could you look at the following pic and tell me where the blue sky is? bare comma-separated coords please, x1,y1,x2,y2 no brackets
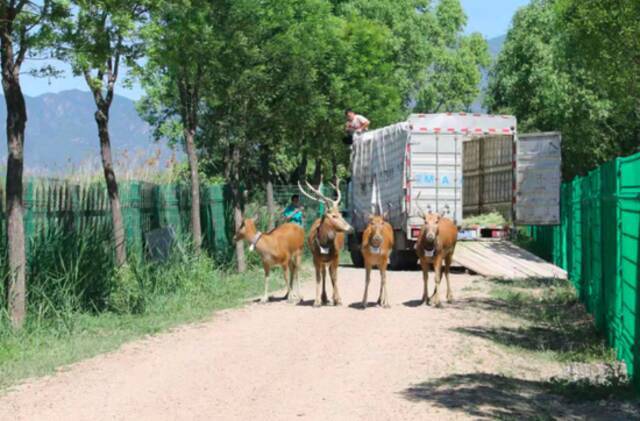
21,0,531,101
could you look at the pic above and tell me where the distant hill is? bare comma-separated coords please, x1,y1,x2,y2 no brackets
0,89,177,173
470,34,506,113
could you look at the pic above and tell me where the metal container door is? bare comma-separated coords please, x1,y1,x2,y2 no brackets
514,132,562,225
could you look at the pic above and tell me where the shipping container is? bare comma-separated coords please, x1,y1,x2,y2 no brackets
348,113,561,269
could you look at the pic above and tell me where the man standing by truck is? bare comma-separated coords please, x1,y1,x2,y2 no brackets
343,109,370,145
283,194,304,226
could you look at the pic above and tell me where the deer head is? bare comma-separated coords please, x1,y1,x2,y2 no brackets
298,178,353,234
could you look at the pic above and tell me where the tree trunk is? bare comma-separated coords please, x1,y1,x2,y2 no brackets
231,145,246,272
95,107,127,267
293,151,308,183
184,128,202,250
312,158,322,185
234,204,246,273
2,77,26,329
266,179,275,231
332,155,339,186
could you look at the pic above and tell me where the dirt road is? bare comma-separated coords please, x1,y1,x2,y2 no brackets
0,266,637,420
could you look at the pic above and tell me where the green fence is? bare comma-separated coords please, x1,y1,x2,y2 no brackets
0,180,343,265
0,179,232,261
526,152,640,388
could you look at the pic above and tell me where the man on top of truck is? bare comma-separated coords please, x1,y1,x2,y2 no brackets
343,109,370,145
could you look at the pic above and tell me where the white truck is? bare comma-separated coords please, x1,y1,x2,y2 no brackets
347,113,562,269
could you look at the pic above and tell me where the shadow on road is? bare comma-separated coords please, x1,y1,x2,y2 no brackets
401,372,638,420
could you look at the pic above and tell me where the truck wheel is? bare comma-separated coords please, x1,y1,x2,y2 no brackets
389,251,418,270
350,249,365,268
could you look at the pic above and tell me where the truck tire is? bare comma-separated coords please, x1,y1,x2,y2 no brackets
389,251,418,271
350,249,365,268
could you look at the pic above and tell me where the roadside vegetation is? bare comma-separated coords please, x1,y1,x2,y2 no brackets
459,277,636,402
0,226,287,390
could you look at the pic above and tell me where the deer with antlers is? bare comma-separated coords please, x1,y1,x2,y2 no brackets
414,200,458,307
234,218,305,304
298,179,353,307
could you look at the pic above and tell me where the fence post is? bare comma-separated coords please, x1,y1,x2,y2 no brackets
120,181,143,257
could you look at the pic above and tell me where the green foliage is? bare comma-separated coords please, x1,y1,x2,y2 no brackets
0,240,285,389
486,0,640,180
58,0,147,93
139,0,489,190
461,212,506,228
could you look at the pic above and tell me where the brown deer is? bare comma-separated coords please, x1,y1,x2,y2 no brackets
234,218,305,304
415,210,458,307
360,212,394,309
298,179,353,307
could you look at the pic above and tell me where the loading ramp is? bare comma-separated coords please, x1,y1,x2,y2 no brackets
452,239,567,279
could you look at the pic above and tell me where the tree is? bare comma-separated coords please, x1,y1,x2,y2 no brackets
138,0,219,251
486,0,637,179
59,0,148,266
0,0,67,328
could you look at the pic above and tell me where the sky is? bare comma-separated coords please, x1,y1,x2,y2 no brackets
20,0,531,101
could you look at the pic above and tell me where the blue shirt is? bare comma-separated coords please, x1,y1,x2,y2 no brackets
283,205,303,226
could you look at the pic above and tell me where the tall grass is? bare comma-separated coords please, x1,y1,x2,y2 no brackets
0,218,283,390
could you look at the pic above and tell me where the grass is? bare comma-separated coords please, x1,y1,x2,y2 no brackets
0,219,298,392
483,277,616,363
0,262,286,391
450,277,639,406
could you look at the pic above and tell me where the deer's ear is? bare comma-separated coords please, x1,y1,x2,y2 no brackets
382,211,390,221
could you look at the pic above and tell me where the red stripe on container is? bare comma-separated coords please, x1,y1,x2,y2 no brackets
447,128,455,132
434,128,441,133
419,127,428,132
488,128,496,133
474,128,483,133
502,128,511,133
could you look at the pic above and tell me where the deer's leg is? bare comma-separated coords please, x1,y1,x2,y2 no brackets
321,264,329,305
293,252,303,302
330,260,342,306
420,259,430,305
281,262,291,300
283,264,296,304
379,259,390,308
314,263,323,307
362,264,372,309
430,255,443,307
445,254,453,303
261,263,271,303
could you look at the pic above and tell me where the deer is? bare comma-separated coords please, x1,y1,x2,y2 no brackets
298,179,353,307
234,218,305,304
415,203,458,307
360,211,394,309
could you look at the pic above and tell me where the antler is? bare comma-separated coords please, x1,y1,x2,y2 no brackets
329,178,341,207
440,204,451,217
298,177,343,208
414,192,432,218
298,181,325,204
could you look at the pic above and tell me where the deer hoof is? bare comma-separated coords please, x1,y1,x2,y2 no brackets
447,295,453,303
361,301,368,309
259,296,269,304
334,299,343,306
313,300,322,308
383,302,391,309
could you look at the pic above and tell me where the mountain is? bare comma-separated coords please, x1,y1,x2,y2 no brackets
0,89,177,173
470,34,506,113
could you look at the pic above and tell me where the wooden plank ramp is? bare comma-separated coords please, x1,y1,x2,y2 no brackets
452,239,567,279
